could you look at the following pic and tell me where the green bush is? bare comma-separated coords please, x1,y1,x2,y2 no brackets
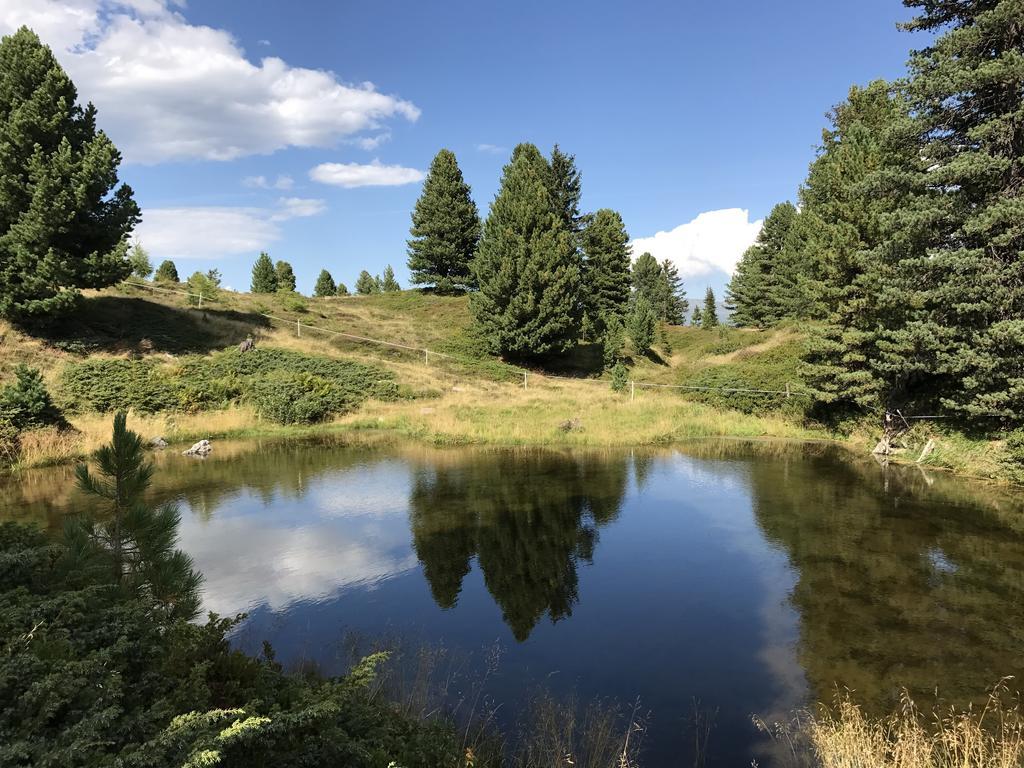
58,348,396,423
1003,430,1024,483
0,365,64,429
610,362,629,393
59,359,179,414
682,340,808,416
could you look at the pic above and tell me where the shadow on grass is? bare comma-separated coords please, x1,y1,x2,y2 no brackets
23,296,271,355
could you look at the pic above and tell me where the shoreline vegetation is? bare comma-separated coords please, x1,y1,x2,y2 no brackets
0,287,1017,486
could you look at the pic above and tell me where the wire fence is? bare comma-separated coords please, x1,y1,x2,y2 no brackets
121,279,810,401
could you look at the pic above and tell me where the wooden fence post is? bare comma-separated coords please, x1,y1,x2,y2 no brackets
523,372,528,390
630,380,635,401
197,292,203,309
296,319,301,337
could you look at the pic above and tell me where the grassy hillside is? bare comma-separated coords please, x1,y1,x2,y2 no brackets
0,282,1016,484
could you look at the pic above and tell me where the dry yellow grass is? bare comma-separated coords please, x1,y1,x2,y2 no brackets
337,375,822,447
802,688,1024,768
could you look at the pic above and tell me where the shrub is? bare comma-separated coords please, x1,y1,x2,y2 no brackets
0,418,19,465
60,359,183,414
278,291,308,313
610,362,629,393
1004,430,1024,483
0,365,64,429
248,372,338,424
682,341,807,416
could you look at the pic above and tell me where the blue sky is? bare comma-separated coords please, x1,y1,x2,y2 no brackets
3,0,920,298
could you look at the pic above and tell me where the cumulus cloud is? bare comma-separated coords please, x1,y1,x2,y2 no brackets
0,0,420,163
135,197,325,259
476,143,507,154
242,174,294,190
630,208,763,279
309,159,425,188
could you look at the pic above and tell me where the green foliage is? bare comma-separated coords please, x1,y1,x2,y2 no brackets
601,315,626,369
659,323,673,356
626,295,657,355
336,282,350,297
660,259,688,325
72,411,202,619
0,364,63,430
185,271,219,306
685,338,807,416
582,209,632,338
701,287,719,329
277,291,307,313
380,265,401,292
128,243,153,279
471,143,582,359
250,252,278,294
610,361,629,393
1003,430,1024,483
355,270,380,295
154,260,179,283
274,260,297,293
0,417,18,465
726,202,807,327
313,269,336,297
691,305,702,327
58,347,396,422
547,144,587,237
0,27,140,323
407,148,481,292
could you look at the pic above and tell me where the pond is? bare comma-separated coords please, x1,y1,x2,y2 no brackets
3,437,1024,766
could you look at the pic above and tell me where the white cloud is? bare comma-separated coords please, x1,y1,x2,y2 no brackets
135,197,325,259
476,143,507,154
242,174,294,190
0,0,420,163
309,159,425,188
630,208,763,279
272,196,326,220
351,132,391,151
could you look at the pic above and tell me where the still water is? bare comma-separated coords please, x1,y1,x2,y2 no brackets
3,438,1024,766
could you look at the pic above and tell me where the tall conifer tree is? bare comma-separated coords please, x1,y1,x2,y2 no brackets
725,202,801,327
0,27,140,322
702,287,719,329
314,269,336,297
471,143,582,358
250,252,278,293
660,259,688,325
581,208,632,337
407,149,481,293
275,260,297,293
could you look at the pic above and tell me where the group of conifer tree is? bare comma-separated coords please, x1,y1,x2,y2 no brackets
248,251,400,298
724,0,1023,426
407,145,688,363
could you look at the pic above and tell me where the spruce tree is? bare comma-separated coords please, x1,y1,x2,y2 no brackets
314,269,336,297
702,287,719,329
897,0,1024,423
800,82,926,410
381,265,400,292
336,283,350,297
250,252,277,293
356,270,379,295
632,252,667,313
725,202,801,327
154,260,179,283
471,143,582,358
660,259,688,325
0,27,140,323
582,208,632,337
627,296,657,355
548,145,586,237
274,260,296,293
691,305,702,327
407,149,481,293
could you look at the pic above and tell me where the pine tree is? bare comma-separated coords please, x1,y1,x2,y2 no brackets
128,244,152,279
691,305,702,327
274,260,296,293
582,209,632,337
381,265,401,292
154,260,179,283
725,202,801,327
660,259,688,325
800,82,926,410
0,28,140,323
548,145,586,237
896,0,1024,423
627,295,657,355
702,287,719,329
185,271,218,307
356,270,379,295
407,149,481,293
314,269,336,297
632,252,668,314
602,315,626,369
336,283,350,297
470,143,582,358
250,252,277,293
